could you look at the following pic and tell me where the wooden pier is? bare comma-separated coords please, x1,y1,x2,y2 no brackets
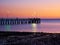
0,18,40,25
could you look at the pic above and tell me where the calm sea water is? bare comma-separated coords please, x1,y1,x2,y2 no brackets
0,19,60,33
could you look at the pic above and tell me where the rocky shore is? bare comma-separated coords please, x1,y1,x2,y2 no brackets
0,31,60,45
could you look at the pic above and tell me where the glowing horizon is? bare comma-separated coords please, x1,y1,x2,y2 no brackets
0,0,60,19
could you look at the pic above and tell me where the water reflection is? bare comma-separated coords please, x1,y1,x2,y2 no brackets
5,25,11,31
32,23,37,32
1,20,60,33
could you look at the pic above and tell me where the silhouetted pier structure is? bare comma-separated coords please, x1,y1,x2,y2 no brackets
0,18,40,25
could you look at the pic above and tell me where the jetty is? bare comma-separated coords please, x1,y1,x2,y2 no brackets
0,18,40,25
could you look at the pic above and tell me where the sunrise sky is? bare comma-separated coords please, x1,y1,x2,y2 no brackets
0,0,60,19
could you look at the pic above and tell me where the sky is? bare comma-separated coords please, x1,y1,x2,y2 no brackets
0,0,60,19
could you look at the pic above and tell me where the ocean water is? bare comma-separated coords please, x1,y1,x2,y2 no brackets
0,19,60,33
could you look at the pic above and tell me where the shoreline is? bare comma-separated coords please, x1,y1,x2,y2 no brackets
0,31,60,36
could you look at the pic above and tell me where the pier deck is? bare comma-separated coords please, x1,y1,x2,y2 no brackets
0,18,40,25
